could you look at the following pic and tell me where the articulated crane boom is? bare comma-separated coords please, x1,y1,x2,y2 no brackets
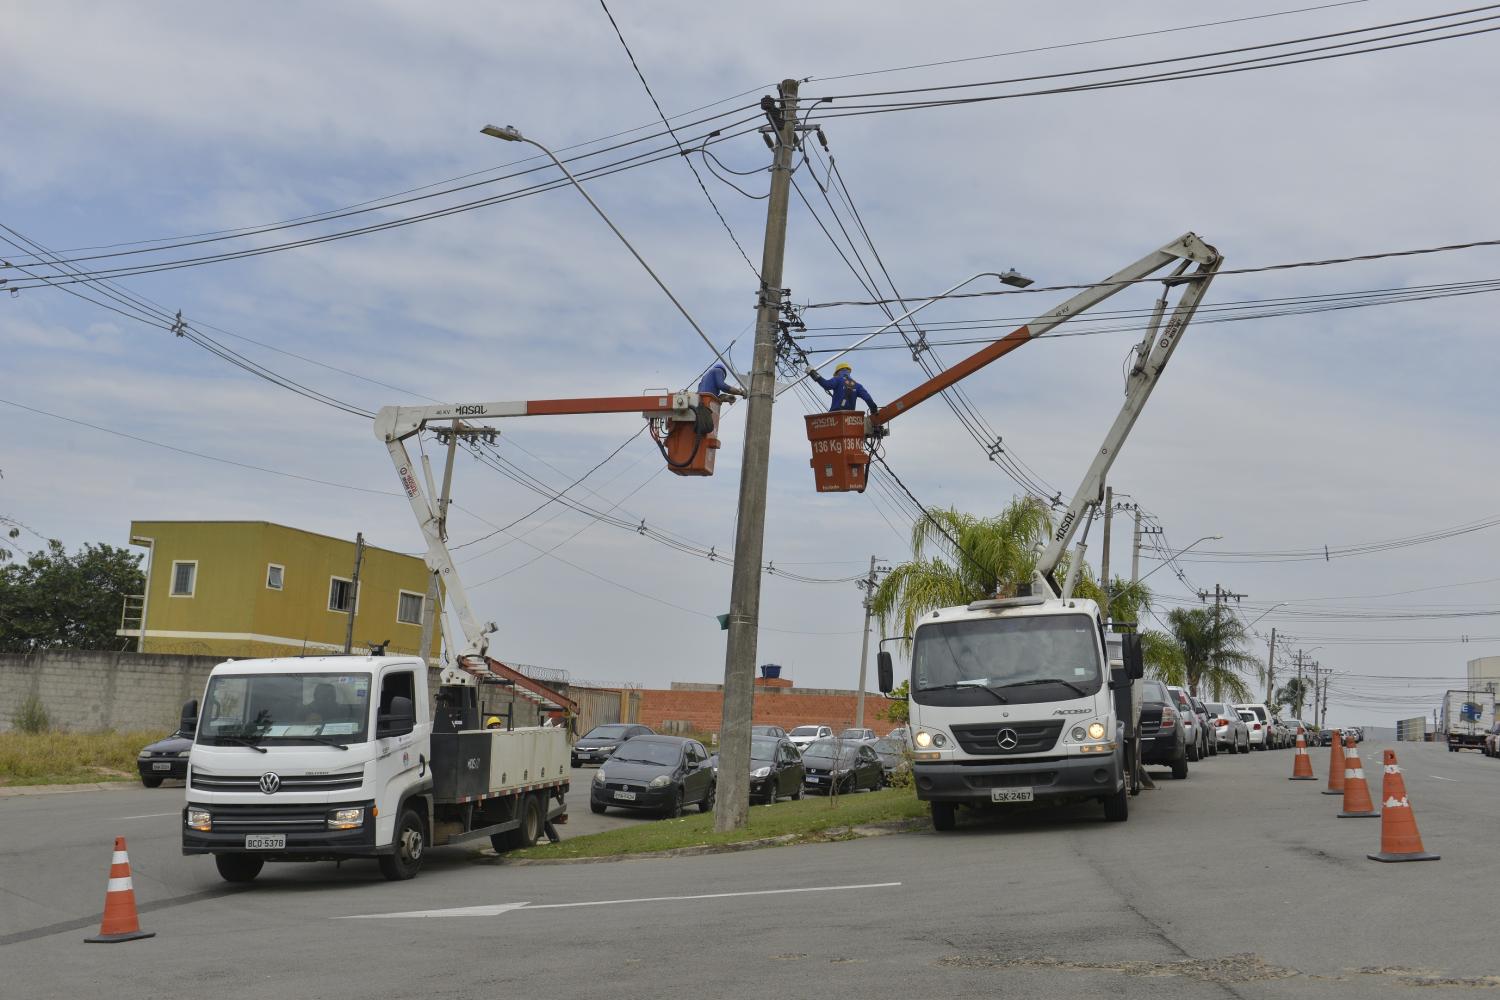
1030,233,1222,600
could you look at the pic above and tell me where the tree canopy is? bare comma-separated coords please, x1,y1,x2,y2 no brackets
0,540,144,653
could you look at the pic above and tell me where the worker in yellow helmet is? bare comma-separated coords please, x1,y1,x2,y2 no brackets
484,715,503,730
807,361,879,415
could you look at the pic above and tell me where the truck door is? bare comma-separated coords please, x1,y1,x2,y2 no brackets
374,668,422,799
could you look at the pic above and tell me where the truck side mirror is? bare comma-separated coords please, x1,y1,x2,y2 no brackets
1121,633,1145,680
877,651,894,694
180,699,199,737
377,695,416,738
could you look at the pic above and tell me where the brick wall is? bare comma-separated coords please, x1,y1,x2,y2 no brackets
637,677,899,739
0,651,221,732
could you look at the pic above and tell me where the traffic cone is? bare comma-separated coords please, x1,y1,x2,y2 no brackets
1321,728,1345,795
1337,733,1379,819
1289,726,1316,780
85,837,155,943
1368,749,1440,863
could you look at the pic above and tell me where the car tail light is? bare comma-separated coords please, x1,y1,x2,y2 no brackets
1252,723,1262,730
1215,718,1228,726
1160,707,1176,727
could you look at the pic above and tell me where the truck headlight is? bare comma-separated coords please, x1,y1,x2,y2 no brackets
915,730,931,748
327,807,365,830
751,766,770,778
1087,722,1107,741
1070,725,1087,741
186,808,212,831
649,775,672,788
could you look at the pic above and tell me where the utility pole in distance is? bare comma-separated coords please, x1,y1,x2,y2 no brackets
343,532,366,654
716,79,800,834
1100,486,1113,619
1265,626,1277,707
854,555,890,730
1133,520,1162,585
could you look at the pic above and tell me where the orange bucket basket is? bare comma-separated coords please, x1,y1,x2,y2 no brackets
805,412,869,493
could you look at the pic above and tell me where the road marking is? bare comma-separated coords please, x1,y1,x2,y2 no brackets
342,881,902,920
114,812,180,820
1428,775,1458,782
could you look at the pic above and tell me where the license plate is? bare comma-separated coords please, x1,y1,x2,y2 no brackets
614,790,636,801
808,776,822,783
245,834,285,850
151,762,172,771
991,788,1034,803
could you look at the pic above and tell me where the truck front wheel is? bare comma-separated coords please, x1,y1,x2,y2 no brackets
215,853,264,883
379,807,426,881
931,802,957,832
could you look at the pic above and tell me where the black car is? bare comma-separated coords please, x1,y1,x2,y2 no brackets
1138,679,1188,779
590,736,716,817
870,737,910,780
571,724,654,768
800,739,885,795
749,736,805,804
136,730,192,787
750,725,787,738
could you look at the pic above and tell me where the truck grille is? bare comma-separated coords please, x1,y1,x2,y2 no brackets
963,769,1060,789
949,721,1063,756
191,770,364,792
200,803,334,828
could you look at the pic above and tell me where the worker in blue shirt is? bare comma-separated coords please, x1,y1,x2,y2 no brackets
697,361,746,404
807,362,879,415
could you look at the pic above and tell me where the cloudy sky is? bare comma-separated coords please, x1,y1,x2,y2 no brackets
4,1,1498,726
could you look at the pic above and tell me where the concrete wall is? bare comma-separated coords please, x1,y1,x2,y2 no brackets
0,650,221,732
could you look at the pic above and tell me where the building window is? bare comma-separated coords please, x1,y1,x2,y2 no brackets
329,576,355,613
397,590,424,626
170,560,197,597
266,564,284,591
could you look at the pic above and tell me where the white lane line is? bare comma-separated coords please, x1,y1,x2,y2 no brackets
114,812,181,820
342,881,902,920
1428,775,1459,782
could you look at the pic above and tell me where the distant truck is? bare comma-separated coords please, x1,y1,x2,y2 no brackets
182,654,569,882
1441,689,1495,752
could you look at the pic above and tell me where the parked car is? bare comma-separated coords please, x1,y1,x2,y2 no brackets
837,728,879,744
870,736,911,781
1140,679,1189,779
1235,703,1274,750
1318,728,1335,746
751,725,787,739
883,726,913,748
1190,697,1218,757
787,724,833,750
800,739,885,794
590,735,715,817
572,723,654,768
136,730,192,786
1167,686,1208,762
1285,719,1314,745
1204,701,1249,753
748,736,805,804
1268,717,1291,749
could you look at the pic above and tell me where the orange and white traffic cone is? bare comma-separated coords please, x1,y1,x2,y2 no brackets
1337,733,1379,819
1368,749,1440,863
1289,726,1316,781
1321,728,1345,796
84,837,155,943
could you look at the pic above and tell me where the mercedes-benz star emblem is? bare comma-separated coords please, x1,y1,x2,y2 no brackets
259,772,282,794
996,728,1020,751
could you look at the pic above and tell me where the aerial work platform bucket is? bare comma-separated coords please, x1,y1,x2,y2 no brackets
664,394,720,476
805,411,869,493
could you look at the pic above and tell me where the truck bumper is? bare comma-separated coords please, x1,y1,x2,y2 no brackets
912,754,1123,804
181,800,382,859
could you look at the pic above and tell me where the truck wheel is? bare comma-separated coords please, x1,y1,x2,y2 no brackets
931,802,957,832
140,775,164,788
379,807,426,881
1171,751,1189,780
500,794,544,851
215,853,264,883
1103,785,1129,822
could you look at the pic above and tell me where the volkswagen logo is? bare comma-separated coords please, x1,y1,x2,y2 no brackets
996,728,1020,751
258,772,282,794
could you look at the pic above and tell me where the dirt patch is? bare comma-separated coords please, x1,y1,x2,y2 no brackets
938,952,1301,985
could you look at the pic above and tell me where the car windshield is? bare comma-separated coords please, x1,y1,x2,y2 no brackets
610,741,682,766
583,725,631,739
1241,705,1269,722
873,739,904,753
802,741,859,765
912,613,1102,693
199,673,371,745
749,738,780,763
1239,711,1256,722
789,726,823,737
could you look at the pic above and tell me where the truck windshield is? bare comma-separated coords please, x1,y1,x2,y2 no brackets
912,614,1102,698
198,673,372,745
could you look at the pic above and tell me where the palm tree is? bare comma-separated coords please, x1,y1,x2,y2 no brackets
870,499,1050,640
1149,606,1262,700
1275,677,1312,717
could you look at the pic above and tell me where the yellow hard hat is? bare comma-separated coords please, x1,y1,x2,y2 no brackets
834,362,853,375
484,715,502,729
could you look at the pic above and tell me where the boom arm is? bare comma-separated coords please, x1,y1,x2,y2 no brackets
374,391,701,686
1032,234,1223,599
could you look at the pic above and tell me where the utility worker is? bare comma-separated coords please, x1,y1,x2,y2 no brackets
807,362,878,415
484,715,503,730
692,361,745,434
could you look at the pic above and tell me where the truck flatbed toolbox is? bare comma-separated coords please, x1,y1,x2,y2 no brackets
432,728,570,803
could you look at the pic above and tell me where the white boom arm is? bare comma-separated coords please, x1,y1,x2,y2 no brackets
1031,232,1223,599
374,392,699,686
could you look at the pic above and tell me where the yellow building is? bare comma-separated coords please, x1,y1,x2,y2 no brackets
117,521,442,661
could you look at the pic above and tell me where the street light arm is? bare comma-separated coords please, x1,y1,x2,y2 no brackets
1137,534,1222,583
481,125,744,387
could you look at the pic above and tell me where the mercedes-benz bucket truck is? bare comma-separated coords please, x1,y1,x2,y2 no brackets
868,233,1222,829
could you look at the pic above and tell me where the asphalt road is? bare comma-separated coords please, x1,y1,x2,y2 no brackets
3,744,1497,998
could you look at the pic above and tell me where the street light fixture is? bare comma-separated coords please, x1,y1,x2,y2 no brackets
1246,602,1286,630
1137,535,1222,583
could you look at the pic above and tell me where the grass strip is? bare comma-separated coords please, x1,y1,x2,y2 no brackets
515,787,926,859
0,730,168,786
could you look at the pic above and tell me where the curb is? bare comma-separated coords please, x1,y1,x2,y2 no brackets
492,817,925,866
0,781,137,798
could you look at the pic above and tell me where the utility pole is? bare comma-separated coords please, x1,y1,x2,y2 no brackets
1197,584,1246,697
1134,520,1162,585
1265,626,1277,706
854,556,889,730
716,79,800,834
1100,486,1113,620
343,531,365,654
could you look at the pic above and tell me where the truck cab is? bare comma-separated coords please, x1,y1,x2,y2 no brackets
884,595,1141,829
